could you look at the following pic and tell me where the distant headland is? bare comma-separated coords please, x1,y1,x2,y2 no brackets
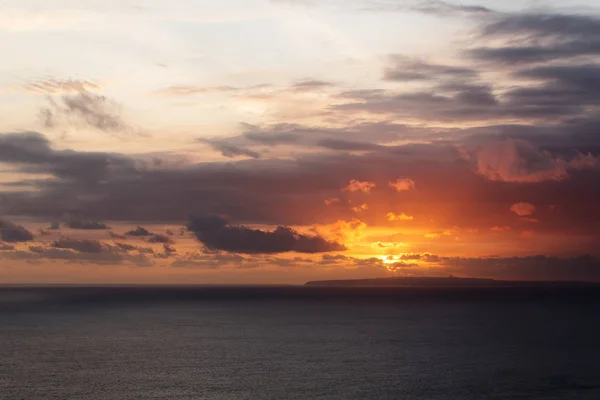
304,276,598,287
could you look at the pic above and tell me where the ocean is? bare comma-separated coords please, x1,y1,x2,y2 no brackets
1,285,599,399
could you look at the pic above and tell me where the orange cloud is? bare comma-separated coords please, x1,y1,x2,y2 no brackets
351,203,369,213
510,202,536,216
343,180,376,193
387,212,414,221
324,198,340,206
388,178,415,192
326,218,367,246
425,233,441,238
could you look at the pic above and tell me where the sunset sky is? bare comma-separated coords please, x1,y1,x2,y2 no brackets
1,0,600,283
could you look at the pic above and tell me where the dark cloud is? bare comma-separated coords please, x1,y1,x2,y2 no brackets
147,234,173,244
0,219,34,243
40,91,131,134
198,139,261,159
48,222,60,230
114,242,138,252
52,238,106,253
332,82,590,123
187,215,346,254
125,226,154,237
0,131,138,185
65,220,110,230
470,13,600,63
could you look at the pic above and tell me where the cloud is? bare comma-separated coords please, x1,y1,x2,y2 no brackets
0,132,137,187
1,131,600,246
114,242,138,252
316,139,382,152
65,220,110,230
170,251,246,269
388,178,415,192
510,202,536,217
198,139,261,159
291,80,335,91
0,219,34,243
469,139,598,183
52,237,106,253
387,212,414,221
410,0,492,16
472,13,600,62
8,240,155,266
125,226,154,237
155,85,238,96
363,0,492,16
383,55,478,81
147,234,172,244
351,203,369,213
40,91,131,134
21,78,100,95
109,232,127,240
187,215,346,254
343,179,376,193
0,242,16,251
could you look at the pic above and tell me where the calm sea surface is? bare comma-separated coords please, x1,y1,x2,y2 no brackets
1,285,599,399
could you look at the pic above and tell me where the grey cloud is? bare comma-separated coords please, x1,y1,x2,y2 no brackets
384,55,478,81
198,139,261,159
292,80,335,91
0,131,138,184
471,13,600,63
65,220,110,230
187,215,346,254
40,91,131,134
0,219,34,243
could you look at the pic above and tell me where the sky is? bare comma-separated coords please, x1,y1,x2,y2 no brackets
1,0,600,284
